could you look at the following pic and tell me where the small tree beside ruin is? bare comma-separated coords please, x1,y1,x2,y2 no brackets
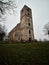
0,24,7,41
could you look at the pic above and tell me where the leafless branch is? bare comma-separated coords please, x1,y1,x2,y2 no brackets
44,22,49,36
0,0,17,21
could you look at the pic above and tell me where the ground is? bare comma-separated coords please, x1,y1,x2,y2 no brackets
0,42,49,65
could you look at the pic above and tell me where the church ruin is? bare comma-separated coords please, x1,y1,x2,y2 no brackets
8,5,34,42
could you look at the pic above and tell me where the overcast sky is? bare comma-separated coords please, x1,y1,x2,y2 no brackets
1,0,49,40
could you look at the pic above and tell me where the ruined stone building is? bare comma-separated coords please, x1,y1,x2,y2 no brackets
8,5,34,42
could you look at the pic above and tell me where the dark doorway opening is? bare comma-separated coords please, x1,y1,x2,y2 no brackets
29,38,31,42
21,38,23,42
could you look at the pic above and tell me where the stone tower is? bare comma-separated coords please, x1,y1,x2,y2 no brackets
20,5,34,42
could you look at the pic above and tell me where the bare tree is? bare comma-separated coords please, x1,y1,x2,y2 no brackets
44,22,49,36
0,24,7,41
0,0,17,21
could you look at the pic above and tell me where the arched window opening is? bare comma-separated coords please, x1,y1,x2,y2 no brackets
29,30,31,34
28,23,30,26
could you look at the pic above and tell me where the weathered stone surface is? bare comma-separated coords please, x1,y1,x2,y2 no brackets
8,5,34,42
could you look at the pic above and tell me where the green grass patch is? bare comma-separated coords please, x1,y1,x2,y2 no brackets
0,42,49,65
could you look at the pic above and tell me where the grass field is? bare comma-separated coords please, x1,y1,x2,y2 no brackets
0,42,49,65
